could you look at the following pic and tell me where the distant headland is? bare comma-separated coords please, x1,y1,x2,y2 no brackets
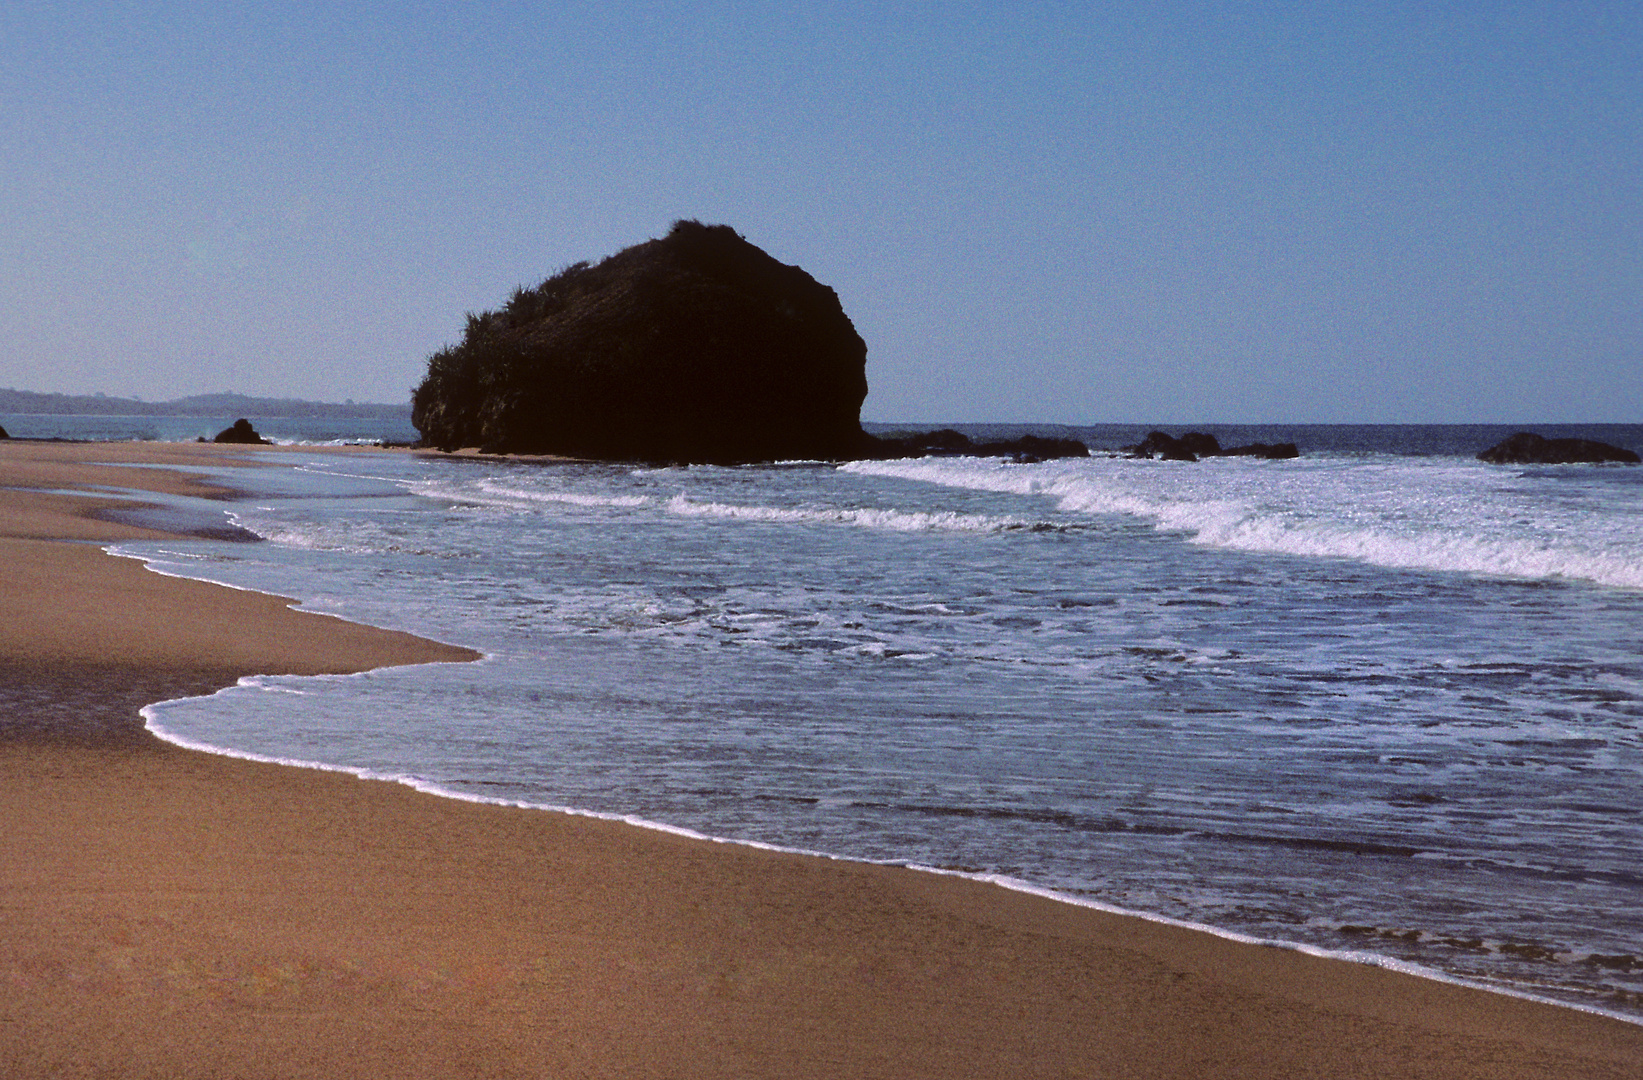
0,388,410,421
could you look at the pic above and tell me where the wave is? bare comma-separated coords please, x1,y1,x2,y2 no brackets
474,480,651,508
845,457,1643,590
1185,513,1643,589
218,512,468,558
664,494,1051,533
404,477,651,511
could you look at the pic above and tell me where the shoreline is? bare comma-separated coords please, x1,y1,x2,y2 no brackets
4,440,1642,1078
140,680,1643,1032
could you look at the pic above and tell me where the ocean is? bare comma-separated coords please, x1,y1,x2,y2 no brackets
33,416,1643,1021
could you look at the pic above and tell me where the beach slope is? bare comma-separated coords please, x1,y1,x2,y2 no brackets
2,441,1639,1079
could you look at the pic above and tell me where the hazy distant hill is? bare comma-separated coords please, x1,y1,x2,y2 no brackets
0,388,411,419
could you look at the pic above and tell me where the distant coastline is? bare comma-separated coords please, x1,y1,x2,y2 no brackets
0,387,410,420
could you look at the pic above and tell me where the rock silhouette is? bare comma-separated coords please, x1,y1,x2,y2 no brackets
412,221,869,463
864,429,1089,463
211,419,271,445
1477,432,1638,465
1127,431,1298,461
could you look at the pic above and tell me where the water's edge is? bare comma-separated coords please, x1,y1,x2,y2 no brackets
121,546,1643,1030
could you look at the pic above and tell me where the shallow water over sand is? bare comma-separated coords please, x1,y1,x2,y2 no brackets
115,424,1643,1018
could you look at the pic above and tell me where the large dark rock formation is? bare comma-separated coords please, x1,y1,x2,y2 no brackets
0,424,9,439
211,418,270,445
412,221,869,463
1127,431,1298,462
1477,432,1639,465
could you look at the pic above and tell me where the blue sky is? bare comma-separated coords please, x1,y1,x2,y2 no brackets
2,2,1638,422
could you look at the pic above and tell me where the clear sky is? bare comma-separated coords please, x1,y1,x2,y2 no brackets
3,2,1638,422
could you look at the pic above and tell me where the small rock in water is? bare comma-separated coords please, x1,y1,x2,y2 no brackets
212,418,271,445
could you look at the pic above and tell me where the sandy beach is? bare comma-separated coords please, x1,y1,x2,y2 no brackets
2,440,1640,1079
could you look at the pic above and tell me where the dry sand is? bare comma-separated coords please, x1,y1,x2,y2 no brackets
2,439,1640,1079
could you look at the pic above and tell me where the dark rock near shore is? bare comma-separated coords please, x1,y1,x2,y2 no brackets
411,220,869,463
1129,431,1202,461
1126,431,1299,461
1477,432,1639,465
0,424,9,439
212,418,271,445
1177,432,1222,458
864,429,1089,463
970,434,1089,463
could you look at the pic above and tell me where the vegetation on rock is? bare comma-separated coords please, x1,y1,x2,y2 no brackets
411,221,870,463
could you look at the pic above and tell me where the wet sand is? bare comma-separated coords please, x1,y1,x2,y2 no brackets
2,440,1640,1079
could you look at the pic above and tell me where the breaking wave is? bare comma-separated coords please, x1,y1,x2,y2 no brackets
844,456,1643,590
665,494,1054,533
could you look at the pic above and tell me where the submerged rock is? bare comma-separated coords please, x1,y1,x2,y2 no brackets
412,220,869,463
1477,432,1639,465
212,418,271,445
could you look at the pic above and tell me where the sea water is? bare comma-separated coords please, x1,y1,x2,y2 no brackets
0,411,417,445
90,422,1643,1020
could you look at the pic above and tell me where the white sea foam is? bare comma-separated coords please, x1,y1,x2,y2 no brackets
270,437,393,447
401,477,651,512
105,545,264,592
221,512,457,557
474,480,651,508
665,493,1041,533
845,456,1643,589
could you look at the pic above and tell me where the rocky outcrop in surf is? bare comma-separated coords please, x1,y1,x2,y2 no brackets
1126,431,1299,462
863,429,1089,463
211,418,271,445
1477,432,1639,465
411,220,870,464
